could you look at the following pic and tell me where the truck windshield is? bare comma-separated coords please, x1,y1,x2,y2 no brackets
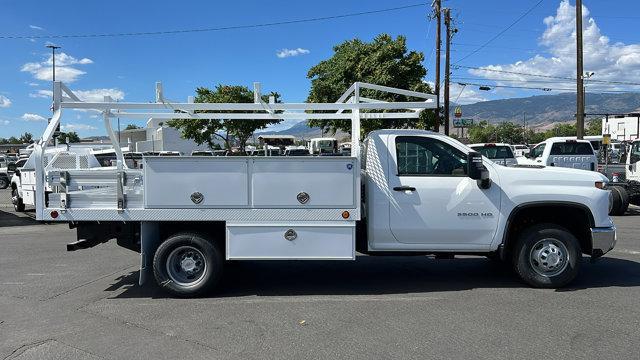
470,145,514,159
550,142,593,155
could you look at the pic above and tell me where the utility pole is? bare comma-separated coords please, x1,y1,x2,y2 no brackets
444,8,452,136
46,44,61,140
576,0,584,139
432,0,442,133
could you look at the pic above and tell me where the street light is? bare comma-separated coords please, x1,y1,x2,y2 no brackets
45,44,61,82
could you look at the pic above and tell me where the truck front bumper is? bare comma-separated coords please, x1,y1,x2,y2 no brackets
590,226,616,258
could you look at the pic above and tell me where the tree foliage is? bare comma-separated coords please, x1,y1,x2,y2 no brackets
58,131,81,144
467,118,604,145
306,34,435,135
167,85,282,152
124,124,141,130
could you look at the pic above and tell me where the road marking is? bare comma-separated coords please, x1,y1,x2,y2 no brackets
611,249,640,256
25,273,46,276
1,282,25,285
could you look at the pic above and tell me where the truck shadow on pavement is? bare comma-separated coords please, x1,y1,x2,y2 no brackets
0,208,38,227
105,255,640,298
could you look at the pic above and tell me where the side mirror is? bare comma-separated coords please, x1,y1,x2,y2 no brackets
467,152,491,189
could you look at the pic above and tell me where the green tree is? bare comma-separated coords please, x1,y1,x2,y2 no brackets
167,85,282,152
19,132,34,144
58,132,81,143
306,34,435,135
7,136,19,144
586,118,601,136
124,124,141,130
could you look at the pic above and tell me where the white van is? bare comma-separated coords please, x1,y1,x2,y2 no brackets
524,138,597,171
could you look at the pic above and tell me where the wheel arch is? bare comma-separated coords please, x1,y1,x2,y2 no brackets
501,201,595,259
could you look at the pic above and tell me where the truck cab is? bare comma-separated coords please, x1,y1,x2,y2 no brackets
362,130,614,287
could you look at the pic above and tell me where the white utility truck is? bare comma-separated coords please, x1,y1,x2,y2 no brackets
18,81,616,296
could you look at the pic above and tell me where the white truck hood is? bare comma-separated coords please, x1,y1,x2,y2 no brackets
494,162,608,186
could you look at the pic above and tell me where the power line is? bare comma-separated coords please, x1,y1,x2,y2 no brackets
455,81,637,93
455,65,640,86
453,0,545,64
0,3,428,40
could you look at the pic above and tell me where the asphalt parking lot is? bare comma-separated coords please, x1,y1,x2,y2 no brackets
1,190,639,359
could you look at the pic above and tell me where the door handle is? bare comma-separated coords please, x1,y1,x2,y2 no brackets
393,186,416,191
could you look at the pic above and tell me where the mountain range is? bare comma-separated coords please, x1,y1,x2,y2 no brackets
458,92,640,126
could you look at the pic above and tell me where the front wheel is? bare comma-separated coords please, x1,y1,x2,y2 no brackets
12,187,25,212
153,232,223,297
0,178,8,189
512,224,581,288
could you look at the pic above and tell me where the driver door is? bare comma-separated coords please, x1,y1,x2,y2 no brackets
388,135,500,247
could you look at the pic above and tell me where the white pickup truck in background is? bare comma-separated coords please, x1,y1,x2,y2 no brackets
521,137,597,170
468,143,517,166
21,81,616,297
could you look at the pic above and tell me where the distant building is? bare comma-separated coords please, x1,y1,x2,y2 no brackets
133,119,211,154
602,114,640,141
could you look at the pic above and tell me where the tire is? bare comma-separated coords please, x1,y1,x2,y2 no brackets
0,178,8,189
512,223,581,288
609,186,627,215
12,187,25,212
618,187,630,214
153,232,223,297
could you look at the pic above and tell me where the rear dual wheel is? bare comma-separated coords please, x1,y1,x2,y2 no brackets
153,232,223,297
609,186,629,216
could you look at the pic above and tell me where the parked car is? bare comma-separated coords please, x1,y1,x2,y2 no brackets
522,138,597,171
191,150,214,156
284,148,309,156
468,143,517,166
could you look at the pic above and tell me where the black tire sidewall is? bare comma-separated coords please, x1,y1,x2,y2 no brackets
609,187,623,216
153,233,223,297
0,178,8,189
12,188,25,212
513,224,581,288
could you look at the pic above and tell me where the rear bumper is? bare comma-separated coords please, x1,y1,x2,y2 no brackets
590,226,616,257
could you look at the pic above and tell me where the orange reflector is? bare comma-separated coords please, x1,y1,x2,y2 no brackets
595,181,605,189
341,211,350,219
50,210,59,219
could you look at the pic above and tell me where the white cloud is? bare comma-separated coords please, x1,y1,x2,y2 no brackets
61,123,97,132
29,25,44,30
468,0,640,93
0,95,11,108
73,88,125,102
29,89,52,98
425,80,488,105
0,120,9,125
276,48,310,58
29,88,125,103
21,113,46,122
27,82,39,87
21,52,93,83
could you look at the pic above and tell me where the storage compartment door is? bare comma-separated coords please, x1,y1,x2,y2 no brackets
252,159,356,208
227,222,355,259
144,158,249,208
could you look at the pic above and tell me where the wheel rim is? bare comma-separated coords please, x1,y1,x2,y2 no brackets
165,246,207,288
529,238,569,277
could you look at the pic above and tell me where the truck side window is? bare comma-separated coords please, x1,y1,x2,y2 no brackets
396,136,467,176
531,144,545,158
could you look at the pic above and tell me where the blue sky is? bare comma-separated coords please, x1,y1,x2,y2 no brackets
1,0,640,138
